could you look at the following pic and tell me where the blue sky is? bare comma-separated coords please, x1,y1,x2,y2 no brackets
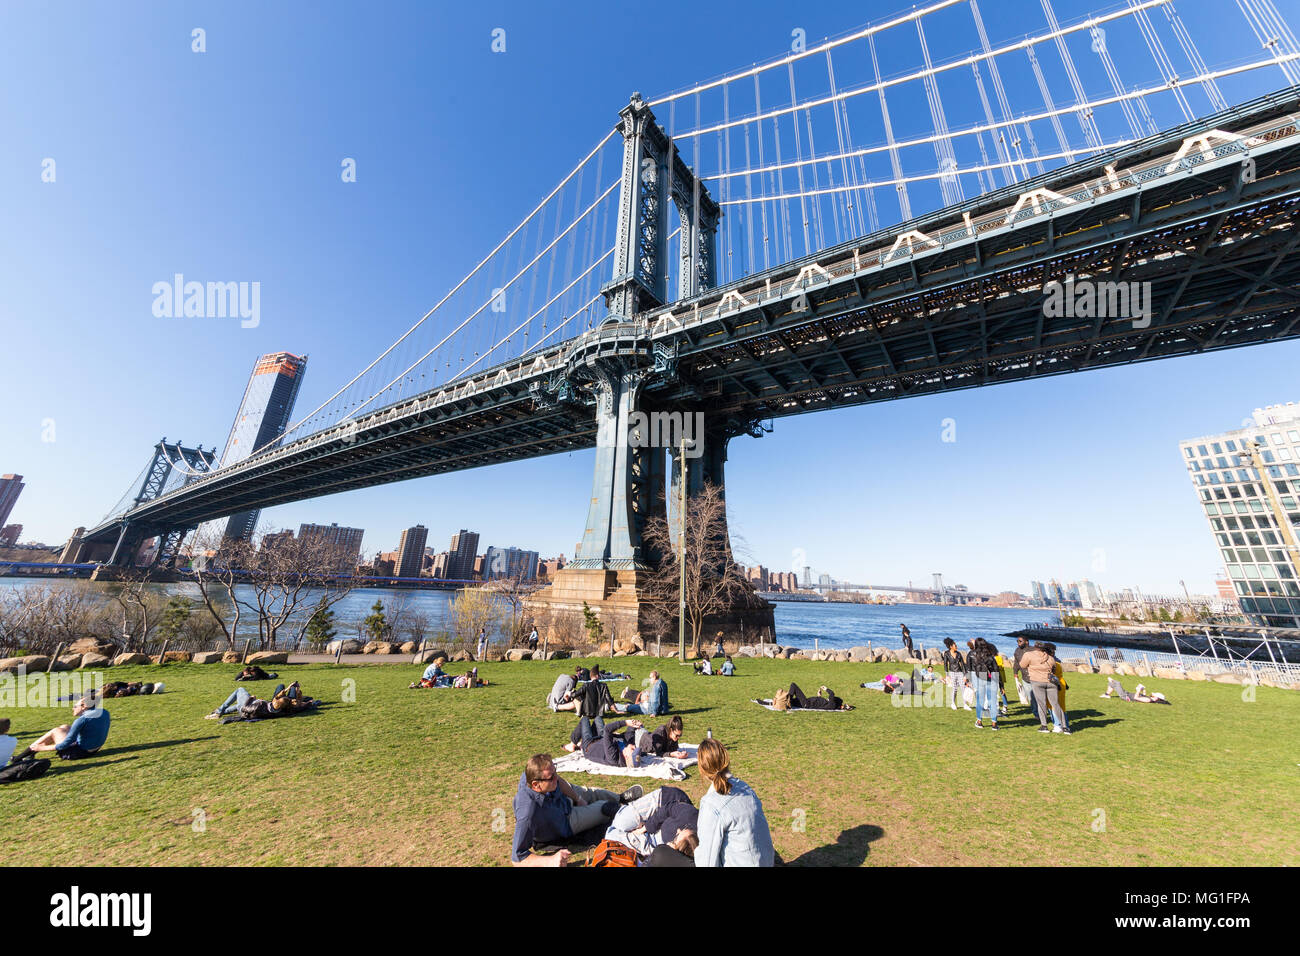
2,0,1298,597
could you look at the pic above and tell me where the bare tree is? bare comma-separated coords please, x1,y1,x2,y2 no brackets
484,574,536,646
449,587,504,650
103,570,168,652
641,480,756,657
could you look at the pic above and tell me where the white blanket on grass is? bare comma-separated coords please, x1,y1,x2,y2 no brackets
553,743,698,781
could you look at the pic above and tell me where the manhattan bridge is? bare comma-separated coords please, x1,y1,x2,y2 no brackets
71,0,1300,634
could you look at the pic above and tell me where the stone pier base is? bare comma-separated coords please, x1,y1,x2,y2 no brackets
525,565,776,651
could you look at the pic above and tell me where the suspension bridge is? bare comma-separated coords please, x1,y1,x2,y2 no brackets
69,0,1300,636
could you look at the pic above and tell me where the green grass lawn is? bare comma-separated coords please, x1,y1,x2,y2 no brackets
2,657,1297,866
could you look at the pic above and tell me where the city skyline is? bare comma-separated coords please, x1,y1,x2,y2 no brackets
3,1,1299,596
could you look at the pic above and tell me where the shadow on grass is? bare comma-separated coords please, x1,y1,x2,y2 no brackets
50,755,141,774
783,823,884,867
95,736,219,757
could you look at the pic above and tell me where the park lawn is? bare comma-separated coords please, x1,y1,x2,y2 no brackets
1,657,1297,867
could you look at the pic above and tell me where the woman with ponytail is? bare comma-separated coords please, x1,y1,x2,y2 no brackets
695,738,775,867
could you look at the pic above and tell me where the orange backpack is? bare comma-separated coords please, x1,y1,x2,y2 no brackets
589,839,639,867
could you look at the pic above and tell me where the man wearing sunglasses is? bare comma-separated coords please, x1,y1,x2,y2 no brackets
511,753,641,866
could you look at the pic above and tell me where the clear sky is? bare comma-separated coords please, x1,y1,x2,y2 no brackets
2,0,1298,598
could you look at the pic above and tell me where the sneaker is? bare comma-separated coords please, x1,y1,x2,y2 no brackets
990,722,998,731
962,705,973,711
999,707,1008,717
618,784,644,805
1038,726,1051,733
203,711,222,720
1051,725,1063,734
1061,728,1072,735
974,720,983,729
949,704,958,710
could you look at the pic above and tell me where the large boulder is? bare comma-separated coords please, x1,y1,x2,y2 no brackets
399,641,419,654
506,649,532,662
847,646,872,663
151,650,192,664
50,654,83,671
1185,669,1207,681
0,655,50,673
1075,663,1095,674
1153,666,1185,680
1212,672,1241,684
113,653,150,667
326,639,362,656
247,651,289,665
1097,662,1115,675
79,652,111,669
451,650,472,662
415,649,446,664
192,651,225,664
1114,663,1134,676
69,638,116,657
221,651,242,664
832,651,851,663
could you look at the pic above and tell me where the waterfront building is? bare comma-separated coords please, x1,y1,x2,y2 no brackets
0,523,21,548
1030,580,1048,606
1181,403,1300,628
539,555,566,580
298,522,365,575
395,525,428,578
260,530,295,551
428,551,449,578
446,530,480,580
199,353,307,543
482,545,540,581
0,474,24,528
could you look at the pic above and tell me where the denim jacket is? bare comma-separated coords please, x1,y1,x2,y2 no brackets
696,775,775,867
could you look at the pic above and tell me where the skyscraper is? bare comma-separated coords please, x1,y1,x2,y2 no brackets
395,525,429,578
482,545,540,581
446,529,480,580
0,474,25,528
1181,402,1300,629
298,522,365,575
201,353,307,543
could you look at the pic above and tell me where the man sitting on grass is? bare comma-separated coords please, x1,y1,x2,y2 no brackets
11,696,111,762
583,718,644,768
615,670,669,716
511,753,642,867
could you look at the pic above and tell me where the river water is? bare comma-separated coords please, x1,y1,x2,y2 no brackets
1,579,1073,654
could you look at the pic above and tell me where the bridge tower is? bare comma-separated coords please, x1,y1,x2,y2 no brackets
526,94,772,648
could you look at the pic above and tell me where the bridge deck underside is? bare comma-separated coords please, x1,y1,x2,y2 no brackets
89,94,1300,542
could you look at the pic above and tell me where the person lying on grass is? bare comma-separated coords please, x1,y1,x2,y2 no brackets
1100,678,1170,703
11,696,110,762
786,682,853,710
511,753,643,867
57,680,163,703
605,785,700,863
235,665,278,681
205,680,318,720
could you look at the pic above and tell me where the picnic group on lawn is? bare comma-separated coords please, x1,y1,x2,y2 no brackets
2,621,1167,861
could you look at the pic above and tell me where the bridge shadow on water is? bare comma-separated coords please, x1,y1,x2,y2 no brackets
781,823,884,867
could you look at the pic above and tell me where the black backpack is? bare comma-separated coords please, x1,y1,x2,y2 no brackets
0,758,51,784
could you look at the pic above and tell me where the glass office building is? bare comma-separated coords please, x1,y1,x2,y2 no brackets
1181,403,1300,629
201,352,307,543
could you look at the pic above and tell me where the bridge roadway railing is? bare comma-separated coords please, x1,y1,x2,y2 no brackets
641,99,1300,345
103,94,1300,528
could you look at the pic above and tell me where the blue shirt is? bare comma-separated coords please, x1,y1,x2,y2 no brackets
646,678,668,716
421,662,444,681
720,661,735,676
56,708,110,753
511,772,573,862
696,775,775,868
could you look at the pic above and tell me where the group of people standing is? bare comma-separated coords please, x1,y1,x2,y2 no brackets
937,634,1071,733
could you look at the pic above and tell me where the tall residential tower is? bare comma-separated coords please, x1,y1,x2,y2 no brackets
201,352,307,543
1181,403,1300,629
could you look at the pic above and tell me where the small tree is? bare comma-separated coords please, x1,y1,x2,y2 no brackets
581,600,604,651
363,600,390,641
157,595,192,644
304,597,338,649
450,587,503,648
